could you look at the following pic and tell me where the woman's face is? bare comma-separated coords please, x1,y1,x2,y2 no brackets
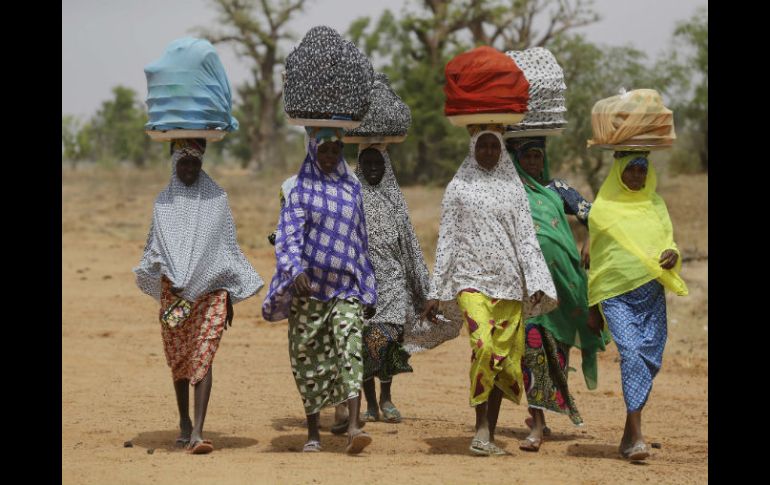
519,148,545,181
621,163,648,191
359,149,386,186
317,141,343,174
176,155,202,186
475,133,502,170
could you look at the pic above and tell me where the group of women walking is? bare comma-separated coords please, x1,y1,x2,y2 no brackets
134,115,687,462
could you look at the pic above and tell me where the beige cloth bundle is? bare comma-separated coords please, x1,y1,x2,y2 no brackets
587,89,676,149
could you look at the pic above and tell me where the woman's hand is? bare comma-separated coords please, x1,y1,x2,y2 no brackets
659,249,678,270
363,305,376,319
586,305,603,337
529,290,544,306
580,238,591,269
293,273,312,297
421,299,440,324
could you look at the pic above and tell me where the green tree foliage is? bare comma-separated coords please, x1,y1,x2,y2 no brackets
198,0,309,170
88,86,160,166
347,0,600,185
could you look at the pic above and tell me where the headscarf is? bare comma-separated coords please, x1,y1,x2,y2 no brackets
511,137,608,389
428,130,558,320
262,136,378,321
134,143,264,304
169,138,207,158
588,153,688,305
305,126,343,144
354,145,460,352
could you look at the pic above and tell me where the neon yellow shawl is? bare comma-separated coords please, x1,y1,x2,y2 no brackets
587,155,688,305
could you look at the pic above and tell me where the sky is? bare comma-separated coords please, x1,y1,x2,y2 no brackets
62,0,707,118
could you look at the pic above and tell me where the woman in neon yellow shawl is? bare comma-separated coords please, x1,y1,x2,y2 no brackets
588,151,688,461
509,137,609,452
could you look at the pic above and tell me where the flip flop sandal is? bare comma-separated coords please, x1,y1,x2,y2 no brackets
469,438,491,456
302,440,322,452
175,437,190,448
346,431,372,455
524,417,552,436
187,439,214,455
380,404,401,423
486,442,509,456
519,436,542,452
361,410,379,423
623,443,649,461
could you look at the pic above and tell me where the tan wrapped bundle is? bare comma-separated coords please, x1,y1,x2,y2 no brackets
587,89,676,149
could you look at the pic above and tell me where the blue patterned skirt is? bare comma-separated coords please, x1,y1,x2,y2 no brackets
600,280,667,412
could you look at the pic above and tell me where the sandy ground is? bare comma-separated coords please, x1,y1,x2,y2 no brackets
62,165,707,485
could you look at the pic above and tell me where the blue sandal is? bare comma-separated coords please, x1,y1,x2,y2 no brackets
380,403,401,423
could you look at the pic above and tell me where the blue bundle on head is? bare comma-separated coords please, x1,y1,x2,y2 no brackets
145,37,239,132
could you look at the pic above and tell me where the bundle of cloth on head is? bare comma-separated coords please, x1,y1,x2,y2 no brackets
261,130,377,321
444,46,529,116
144,37,239,132
353,143,462,353
504,47,567,133
134,139,263,304
586,89,675,148
345,73,411,138
283,26,374,121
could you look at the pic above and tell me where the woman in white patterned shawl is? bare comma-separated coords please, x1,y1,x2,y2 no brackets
422,126,557,456
134,138,264,454
355,144,463,424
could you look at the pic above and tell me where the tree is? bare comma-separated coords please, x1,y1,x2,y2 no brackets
347,0,600,184
198,0,309,170
467,0,599,51
62,115,92,166
89,86,157,166
669,6,707,171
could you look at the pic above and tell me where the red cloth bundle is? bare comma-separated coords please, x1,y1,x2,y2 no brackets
444,46,529,116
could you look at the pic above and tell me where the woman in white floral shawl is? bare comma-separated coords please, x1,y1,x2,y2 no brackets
422,125,557,456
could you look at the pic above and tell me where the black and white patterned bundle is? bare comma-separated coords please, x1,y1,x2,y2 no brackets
284,25,374,120
505,47,567,131
345,73,411,137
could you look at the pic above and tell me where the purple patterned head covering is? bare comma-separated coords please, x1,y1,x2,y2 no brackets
261,137,378,321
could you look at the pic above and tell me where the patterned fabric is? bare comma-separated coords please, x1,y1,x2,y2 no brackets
354,146,461,354
600,280,668,412
288,296,365,415
283,25,374,120
511,141,608,390
363,322,413,382
354,146,428,327
522,324,582,425
627,155,649,169
159,276,227,385
134,147,264,304
505,47,568,128
547,179,592,225
428,130,557,320
458,290,525,407
262,137,377,321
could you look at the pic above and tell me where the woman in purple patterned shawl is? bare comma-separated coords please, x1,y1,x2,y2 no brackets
262,127,377,454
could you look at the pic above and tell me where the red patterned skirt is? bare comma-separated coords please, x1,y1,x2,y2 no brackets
159,277,227,385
